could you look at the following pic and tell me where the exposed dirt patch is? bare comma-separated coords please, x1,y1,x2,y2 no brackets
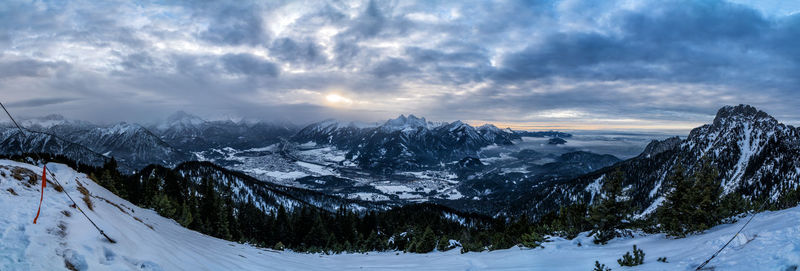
61,210,72,217
6,188,18,195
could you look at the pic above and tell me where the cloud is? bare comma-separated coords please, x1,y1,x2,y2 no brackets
221,53,280,77
6,97,77,108
0,58,69,79
268,38,325,66
370,57,417,78
0,0,799,129
193,2,271,46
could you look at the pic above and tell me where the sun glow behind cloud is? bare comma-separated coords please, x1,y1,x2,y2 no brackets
325,94,353,105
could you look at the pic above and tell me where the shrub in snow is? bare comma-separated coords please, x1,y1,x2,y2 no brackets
436,237,456,252
617,245,645,266
520,232,544,248
593,261,611,271
273,242,285,251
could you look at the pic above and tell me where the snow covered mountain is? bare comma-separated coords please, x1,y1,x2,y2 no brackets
135,161,385,214
63,123,191,170
1,159,798,270
151,111,297,152
0,129,111,169
507,105,800,218
1,116,189,171
293,115,521,172
1,112,296,171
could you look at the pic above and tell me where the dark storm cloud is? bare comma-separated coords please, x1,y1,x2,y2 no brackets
496,0,791,86
268,38,325,66
1,0,799,128
370,58,418,78
6,97,77,108
0,58,69,78
192,2,271,46
221,54,280,77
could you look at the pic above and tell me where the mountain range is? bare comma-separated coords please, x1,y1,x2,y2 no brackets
2,104,797,220
501,105,800,218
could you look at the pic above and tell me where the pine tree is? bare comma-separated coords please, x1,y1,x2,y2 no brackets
657,161,722,237
414,227,436,253
152,193,176,218
589,169,628,244
304,214,329,248
177,201,193,227
275,206,290,246
437,236,452,251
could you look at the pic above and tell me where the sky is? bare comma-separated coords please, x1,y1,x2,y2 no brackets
1,0,799,131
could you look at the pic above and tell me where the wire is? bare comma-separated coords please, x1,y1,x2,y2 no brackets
0,101,115,243
694,199,768,270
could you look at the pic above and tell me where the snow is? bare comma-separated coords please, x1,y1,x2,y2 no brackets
727,121,754,194
296,147,347,163
345,192,390,201
381,114,429,131
634,196,665,219
373,185,414,194
245,144,279,152
243,168,309,180
585,176,603,203
1,159,800,270
295,161,335,175
298,141,317,148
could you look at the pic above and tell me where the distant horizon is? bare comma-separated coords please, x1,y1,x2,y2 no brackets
7,105,784,136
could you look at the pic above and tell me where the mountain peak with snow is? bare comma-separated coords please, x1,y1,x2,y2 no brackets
382,114,429,131
713,104,774,126
158,111,205,131
18,114,82,129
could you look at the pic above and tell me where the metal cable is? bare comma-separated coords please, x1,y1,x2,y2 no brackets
0,101,115,243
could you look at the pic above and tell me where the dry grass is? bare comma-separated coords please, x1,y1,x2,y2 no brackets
61,210,71,217
133,216,155,230
76,183,93,211
64,259,78,271
6,188,18,196
95,196,128,214
10,167,37,187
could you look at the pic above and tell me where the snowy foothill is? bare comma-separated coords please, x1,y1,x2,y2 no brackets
1,159,799,270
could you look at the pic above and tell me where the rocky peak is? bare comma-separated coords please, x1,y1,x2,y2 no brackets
640,136,681,158
382,114,429,131
712,104,774,128
164,111,205,127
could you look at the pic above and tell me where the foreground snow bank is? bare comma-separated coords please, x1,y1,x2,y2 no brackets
0,159,798,270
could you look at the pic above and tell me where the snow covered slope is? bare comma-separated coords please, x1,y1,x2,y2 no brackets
1,159,798,270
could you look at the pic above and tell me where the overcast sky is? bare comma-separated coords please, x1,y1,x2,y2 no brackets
1,0,799,131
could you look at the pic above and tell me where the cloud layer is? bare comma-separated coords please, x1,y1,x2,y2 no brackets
1,0,798,129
